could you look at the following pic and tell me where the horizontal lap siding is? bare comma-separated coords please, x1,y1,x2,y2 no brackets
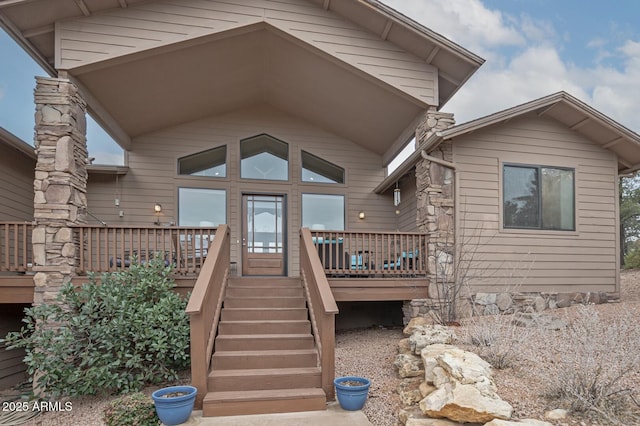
0,144,34,221
454,115,619,294
57,0,436,104
86,104,397,276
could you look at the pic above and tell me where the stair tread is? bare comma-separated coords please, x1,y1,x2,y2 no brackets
222,307,307,310
205,388,325,402
216,333,313,339
209,367,321,378
225,296,304,299
214,348,317,356
219,319,309,324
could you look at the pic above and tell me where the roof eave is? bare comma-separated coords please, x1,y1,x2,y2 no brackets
0,127,36,159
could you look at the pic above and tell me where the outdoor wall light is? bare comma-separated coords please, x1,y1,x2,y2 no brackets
154,203,162,225
359,211,366,220
393,182,401,207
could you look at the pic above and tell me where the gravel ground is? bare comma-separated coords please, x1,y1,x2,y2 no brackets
5,271,640,425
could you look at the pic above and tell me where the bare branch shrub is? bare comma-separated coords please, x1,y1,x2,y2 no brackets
463,313,538,369
543,305,640,424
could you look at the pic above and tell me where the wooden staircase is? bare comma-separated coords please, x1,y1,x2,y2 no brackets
202,276,327,416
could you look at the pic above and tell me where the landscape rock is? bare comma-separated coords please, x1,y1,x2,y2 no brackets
420,344,457,384
410,325,456,354
395,353,425,378
398,378,425,406
398,338,413,354
544,408,568,420
475,293,497,305
419,382,513,423
398,406,429,424
512,313,567,330
406,418,463,425
420,381,436,398
404,316,432,335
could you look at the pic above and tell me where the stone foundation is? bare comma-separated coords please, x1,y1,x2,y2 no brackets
403,291,614,325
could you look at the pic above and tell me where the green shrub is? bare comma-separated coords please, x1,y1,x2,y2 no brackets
3,257,190,397
103,392,159,426
624,246,640,269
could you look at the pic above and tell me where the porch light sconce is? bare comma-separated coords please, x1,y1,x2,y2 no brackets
359,211,366,220
393,182,401,207
154,203,162,225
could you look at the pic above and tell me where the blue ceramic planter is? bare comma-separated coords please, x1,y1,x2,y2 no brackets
151,385,197,426
334,376,371,411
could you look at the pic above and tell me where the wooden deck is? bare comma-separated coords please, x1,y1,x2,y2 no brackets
0,224,429,304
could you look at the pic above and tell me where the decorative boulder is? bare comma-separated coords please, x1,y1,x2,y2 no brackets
419,382,513,424
394,353,424,378
409,325,456,354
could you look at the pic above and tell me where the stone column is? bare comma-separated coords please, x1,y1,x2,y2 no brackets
32,77,88,306
403,108,456,323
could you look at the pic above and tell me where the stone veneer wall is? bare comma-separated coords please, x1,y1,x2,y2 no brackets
403,109,456,323
32,77,88,306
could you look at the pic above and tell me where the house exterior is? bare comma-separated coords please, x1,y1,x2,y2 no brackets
2,0,640,416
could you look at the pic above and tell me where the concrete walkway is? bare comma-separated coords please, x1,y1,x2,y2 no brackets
178,402,373,425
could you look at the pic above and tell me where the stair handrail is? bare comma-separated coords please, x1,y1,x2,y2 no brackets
300,227,339,400
185,224,230,410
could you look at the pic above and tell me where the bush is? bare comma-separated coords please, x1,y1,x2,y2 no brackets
624,246,640,269
103,392,159,426
3,257,190,397
463,312,535,369
543,306,640,424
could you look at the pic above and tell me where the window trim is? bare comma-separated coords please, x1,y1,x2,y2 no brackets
502,163,576,232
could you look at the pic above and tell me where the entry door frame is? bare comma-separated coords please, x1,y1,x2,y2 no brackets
241,193,287,276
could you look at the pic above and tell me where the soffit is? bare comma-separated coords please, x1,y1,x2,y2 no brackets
74,28,422,155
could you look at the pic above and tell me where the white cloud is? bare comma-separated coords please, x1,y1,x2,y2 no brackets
383,0,640,133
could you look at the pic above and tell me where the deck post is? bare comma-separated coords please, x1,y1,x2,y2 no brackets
32,76,88,306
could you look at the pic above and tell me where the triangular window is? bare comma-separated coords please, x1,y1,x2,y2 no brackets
240,134,289,181
178,145,226,177
301,151,344,184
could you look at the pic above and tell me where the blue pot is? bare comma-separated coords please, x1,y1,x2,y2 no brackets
151,385,197,426
334,376,370,411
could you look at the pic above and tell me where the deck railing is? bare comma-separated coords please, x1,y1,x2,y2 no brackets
0,222,34,272
300,228,339,400
185,224,230,409
73,225,216,275
309,230,428,277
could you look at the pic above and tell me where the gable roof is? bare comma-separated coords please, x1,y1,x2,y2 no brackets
376,91,640,193
0,0,483,108
0,127,35,160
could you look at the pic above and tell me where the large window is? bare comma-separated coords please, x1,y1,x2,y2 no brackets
301,151,344,184
302,194,345,231
240,134,288,181
503,164,575,231
178,188,226,226
178,145,226,177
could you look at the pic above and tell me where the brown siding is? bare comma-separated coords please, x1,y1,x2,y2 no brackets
397,173,417,232
86,104,398,276
56,0,436,105
0,143,34,221
0,304,28,389
453,114,619,294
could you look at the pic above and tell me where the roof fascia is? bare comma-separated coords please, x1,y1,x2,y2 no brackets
0,11,56,75
0,127,36,159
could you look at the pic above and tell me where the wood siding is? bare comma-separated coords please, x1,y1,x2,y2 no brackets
0,143,34,221
0,304,28,389
56,0,437,105
453,115,620,294
397,172,417,232
86,104,399,276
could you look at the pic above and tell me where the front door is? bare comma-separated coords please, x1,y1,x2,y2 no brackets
242,194,286,275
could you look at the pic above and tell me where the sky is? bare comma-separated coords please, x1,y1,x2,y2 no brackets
1,0,640,166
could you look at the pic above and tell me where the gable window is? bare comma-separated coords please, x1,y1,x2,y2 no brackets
301,151,345,184
240,134,288,181
178,145,226,177
302,194,345,231
178,188,226,226
503,164,575,231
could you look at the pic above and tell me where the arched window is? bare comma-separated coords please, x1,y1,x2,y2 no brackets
240,134,288,181
178,145,226,177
